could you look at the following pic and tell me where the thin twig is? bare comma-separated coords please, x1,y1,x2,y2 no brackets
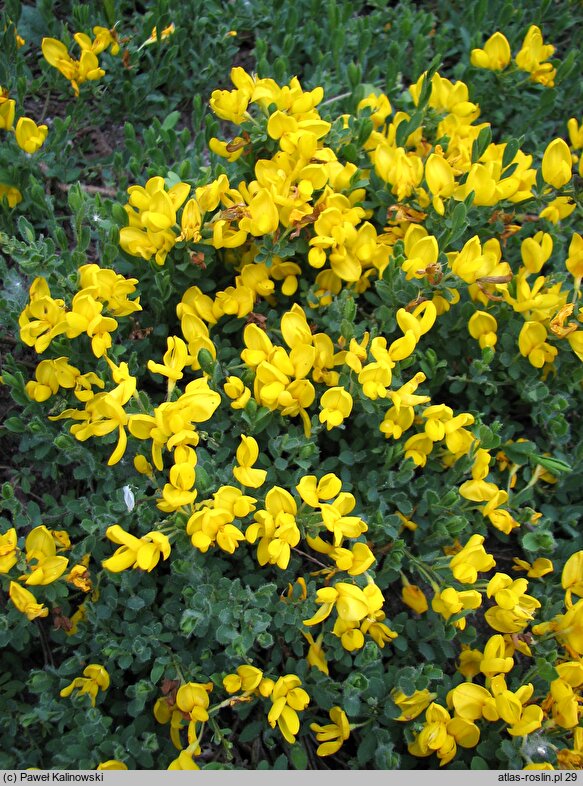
292,547,329,569
39,90,51,124
55,182,118,197
35,620,55,667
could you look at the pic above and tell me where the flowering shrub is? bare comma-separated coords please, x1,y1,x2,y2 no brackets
0,0,582,772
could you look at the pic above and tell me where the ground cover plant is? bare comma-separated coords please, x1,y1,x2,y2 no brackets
0,0,582,771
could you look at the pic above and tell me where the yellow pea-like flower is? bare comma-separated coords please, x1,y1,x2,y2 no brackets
470,32,511,70
468,311,498,350
8,581,48,621
542,138,572,189
15,117,48,154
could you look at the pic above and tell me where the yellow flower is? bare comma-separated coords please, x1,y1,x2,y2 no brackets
402,583,428,614
0,528,18,574
129,378,220,470
539,195,576,224
521,231,553,275
176,681,213,723
14,117,48,154
267,675,310,744
505,704,543,736
403,432,434,467
549,669,582,729
319,386,353,430
480,634,514,677
565,233,583,281
448,682,495,721
374,144,423,201
303,581,384,627
562,550,583,605
310,707,350,756
450,235,488,284
88,26,120,55
18,277,67,352
177,198,202,242
471,32,511,70
512,557,553,578
0,182,22,207
147,336,192,394
21,525,69,586
64,291,118,357
142,23,176,47
167,751,199,770
449,534,496,584
224,376,251,409
0,92,16,130
102,525,171,572
518,322,558,368
187,503,245,555
431,587,482,629
233,435,267,488
557,727,583,768
245,486,299,569
303,632,329,675
567,117,583,149
357,92,392,127
424,154,455,215
515,25,556,87
485,573,541,633
468,311,498,350
296,473,342,508
457,645,483,679
223,665,263,694
331,542,375,576
541,138,572,189
239,188,279,236
210,86,251,125
41,37,105,96
391,688,435,721
8,581,48,621
60,665,110,706
408,702,480,766
66,564,92,593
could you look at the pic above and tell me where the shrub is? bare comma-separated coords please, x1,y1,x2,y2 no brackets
0,0,582,771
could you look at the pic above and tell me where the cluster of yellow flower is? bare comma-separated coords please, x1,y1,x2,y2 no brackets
0,86,47,206
153,666,319,768
115,63,583,377
1,524,91,624
0,87,47,157
20,265,141,357
41,27,119,97
402,549,583,768
471,26,557,86
11,19,583,768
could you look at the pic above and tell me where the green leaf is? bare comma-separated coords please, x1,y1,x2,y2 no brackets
471,125,492,163
503,441,536,464
535,657,558,683
272,754,288,770
532,455,572,475
521,530,556,554
103,0,116,26
289,745,308,769
150,662,166,685
3,417,25,433
502,138,522,169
